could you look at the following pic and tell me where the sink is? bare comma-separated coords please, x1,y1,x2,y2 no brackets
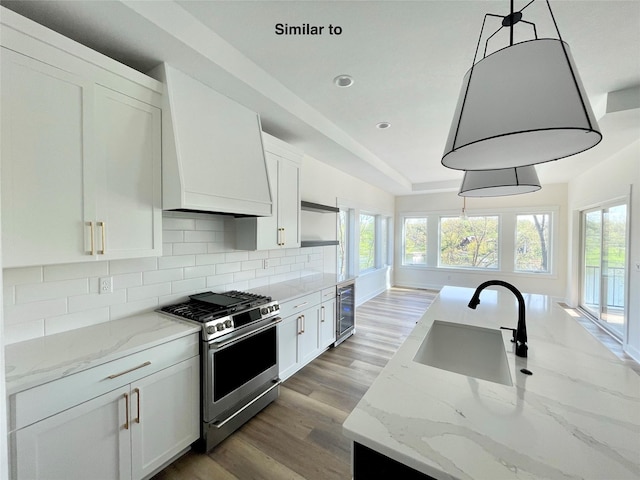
413,320,513,386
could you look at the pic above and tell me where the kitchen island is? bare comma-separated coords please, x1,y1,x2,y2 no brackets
343,286,640,479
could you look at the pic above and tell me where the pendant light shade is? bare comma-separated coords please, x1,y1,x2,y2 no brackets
442,1,602,171
459,166,541,197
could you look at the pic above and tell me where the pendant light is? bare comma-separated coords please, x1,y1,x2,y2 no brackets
459,165,541,197
442,0,602,171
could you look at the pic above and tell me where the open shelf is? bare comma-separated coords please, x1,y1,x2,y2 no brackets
300,240,339,247
300,201,339,213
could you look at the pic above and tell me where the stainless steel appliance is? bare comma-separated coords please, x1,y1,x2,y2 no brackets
160,290,281,452
335,280,356,346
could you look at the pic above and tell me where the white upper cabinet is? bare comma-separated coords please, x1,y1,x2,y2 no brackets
0,9,162,268
235,133,302,250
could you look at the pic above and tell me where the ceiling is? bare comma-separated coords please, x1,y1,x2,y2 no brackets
2,0,639,195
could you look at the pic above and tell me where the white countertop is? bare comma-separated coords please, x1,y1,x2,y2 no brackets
4,312,200,396
343,286,640,479
249,273,356,303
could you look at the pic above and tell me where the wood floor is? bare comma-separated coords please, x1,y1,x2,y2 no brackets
152,287,437,480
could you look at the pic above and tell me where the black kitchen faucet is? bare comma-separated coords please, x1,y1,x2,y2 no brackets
468,280,528,358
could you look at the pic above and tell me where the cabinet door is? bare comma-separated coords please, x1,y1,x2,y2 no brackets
130,356,199,480
298,306,320,365
1,49,94,267
94,85,162,259
277,158,300,248
319,298,337,350
13,386,131,480
278,314,300,380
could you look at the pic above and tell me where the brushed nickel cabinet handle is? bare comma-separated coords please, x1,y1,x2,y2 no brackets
301,314,305,333
134,388,141,424
294,301,308,309
88,222,95,255
282,227,286,246
107,361,151,380
124,393,129,430
321,306,325,322
98,221,106,255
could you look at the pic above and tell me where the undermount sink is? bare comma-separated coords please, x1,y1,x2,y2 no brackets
413,320,513,386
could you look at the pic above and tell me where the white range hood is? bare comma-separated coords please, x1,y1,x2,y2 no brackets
150,63,272,217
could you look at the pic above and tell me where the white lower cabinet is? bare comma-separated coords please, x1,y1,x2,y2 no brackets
277,287,337,380
10,339,199,480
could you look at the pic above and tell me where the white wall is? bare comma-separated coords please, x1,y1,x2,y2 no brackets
567,140,640,362
395,183,568,299
300,154,395,305
1,180,9,480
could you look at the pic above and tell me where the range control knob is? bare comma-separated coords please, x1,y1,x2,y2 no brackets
216,323,225,331
206,326,216,335
261,307,269,315
224,320,233,328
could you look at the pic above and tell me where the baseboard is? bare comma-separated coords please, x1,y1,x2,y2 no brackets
624,343,640,364
356,285,388,306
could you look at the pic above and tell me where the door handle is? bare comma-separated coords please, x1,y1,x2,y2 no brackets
301,314,305,333
134,388,141,424
321,306,325,322
98,221,106,255
124,393,129,430
88,221,95,255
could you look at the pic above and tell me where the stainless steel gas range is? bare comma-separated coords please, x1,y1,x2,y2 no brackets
159,290,281,452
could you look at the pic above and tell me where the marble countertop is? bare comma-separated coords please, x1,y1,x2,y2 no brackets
4,313,200,396
249,273,356,303
343,286,640,480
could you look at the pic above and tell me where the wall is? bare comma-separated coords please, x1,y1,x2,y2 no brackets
567,140,640,362
2,212,324,345
395,183,569,299
300,154,395,305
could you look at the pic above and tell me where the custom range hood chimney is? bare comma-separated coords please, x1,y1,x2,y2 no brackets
150,63,272,217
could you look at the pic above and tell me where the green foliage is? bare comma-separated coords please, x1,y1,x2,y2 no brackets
439,216,499,268
359,214,375,270
403,218,427,264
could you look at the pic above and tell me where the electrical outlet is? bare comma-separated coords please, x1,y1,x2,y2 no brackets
99,276,113,294
263,259,269,269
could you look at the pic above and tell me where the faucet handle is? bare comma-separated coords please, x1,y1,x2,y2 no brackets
500,326,517,343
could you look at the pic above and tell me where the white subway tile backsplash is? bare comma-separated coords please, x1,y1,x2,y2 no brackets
172,242,208,256
3,211,325,345
143,268,183,285
127,283,171,302
3,266,43,286
43,262,108,282
16,278,88,303
5,298,67,324
45,308,110,335
110,257,158,275
68,290,127,313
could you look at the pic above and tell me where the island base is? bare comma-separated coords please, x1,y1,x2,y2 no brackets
353,442,435,479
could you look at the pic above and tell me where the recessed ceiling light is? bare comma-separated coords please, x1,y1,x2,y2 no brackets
333,75,354,88
376,122,391,129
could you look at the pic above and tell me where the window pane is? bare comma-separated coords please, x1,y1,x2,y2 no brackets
403,217,427,265
381,217,389,266
338,209,349,277
515,214,551,272
359,214,376,271
439,216,499,268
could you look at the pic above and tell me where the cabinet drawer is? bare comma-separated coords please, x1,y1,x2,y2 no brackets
321,287,337,301
9,333,199,431
278,292,322,319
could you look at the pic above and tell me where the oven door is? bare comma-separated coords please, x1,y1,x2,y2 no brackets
203,317,280,423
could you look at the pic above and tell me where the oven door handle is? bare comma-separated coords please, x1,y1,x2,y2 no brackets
209,317,282,350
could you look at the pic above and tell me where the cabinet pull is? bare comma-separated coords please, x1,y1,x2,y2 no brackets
107,361,151,379
321,306,325,322
124,393,130,430
297,316,302,335
98,221,106,255
134,388,141,424
301,314,305,333
88,222,95,256
282,227,286,246
294,301,308,309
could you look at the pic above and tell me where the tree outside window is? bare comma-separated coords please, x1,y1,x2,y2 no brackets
515,214,551,272
403,217,427,265
359,214,375,271
439,216,499,268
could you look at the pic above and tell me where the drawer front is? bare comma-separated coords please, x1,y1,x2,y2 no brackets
278,292,322,319
10,333,199,431
321,287,337,301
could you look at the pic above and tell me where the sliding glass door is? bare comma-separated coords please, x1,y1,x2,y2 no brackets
581,202,628,339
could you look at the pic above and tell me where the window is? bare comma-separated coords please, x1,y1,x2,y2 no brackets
403,217,427,265
515,214,551,272
439,215,499,269
380,216,390,266
359,213,376,271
